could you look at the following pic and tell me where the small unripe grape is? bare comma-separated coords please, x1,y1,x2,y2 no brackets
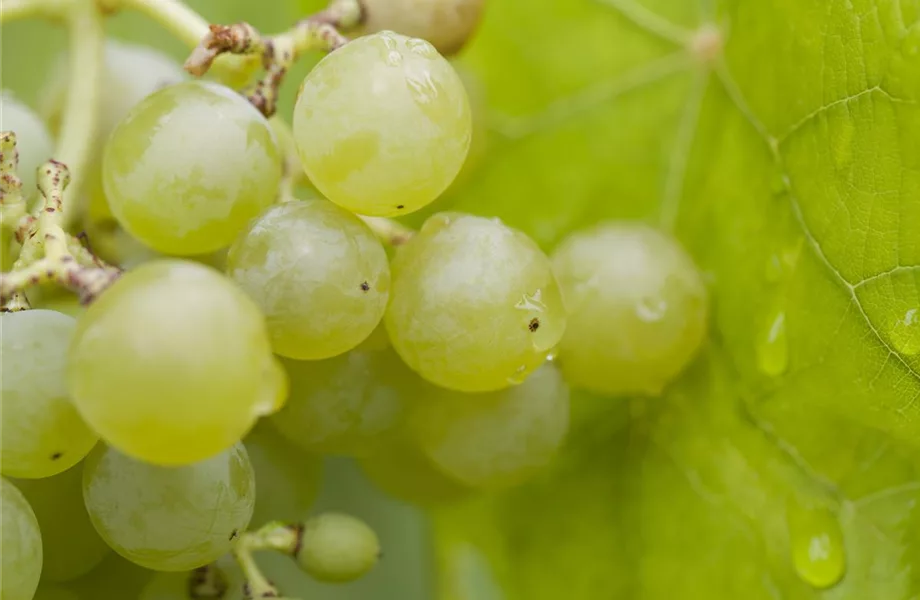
551,222,708,396
296,513,380,583
359,0,486,56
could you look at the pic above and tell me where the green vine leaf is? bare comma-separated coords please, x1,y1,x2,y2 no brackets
433,0,920,597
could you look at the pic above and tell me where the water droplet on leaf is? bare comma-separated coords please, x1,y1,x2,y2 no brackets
756,307,788,376
888,307,920,356
788,503,846,589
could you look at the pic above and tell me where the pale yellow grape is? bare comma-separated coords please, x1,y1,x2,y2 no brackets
227,199,390,360
82,444,255,572
13,467,110,582
551,222,708,396
296,513,380,583
102,80,281,254
0,91,53,200
0,478,43,600
360,438,471,506
292,31,471,217
270,333,421,456
385,213,566,392
1,310,98,478
358,0,486,56
244,423,323,527
411,363,569,488
67,260,275,465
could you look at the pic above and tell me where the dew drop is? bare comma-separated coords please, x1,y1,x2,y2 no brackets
889,307,920,356
407,38,436,57
756,307,788,376
787,503,846,589
635,297,668,322
386,51,403,66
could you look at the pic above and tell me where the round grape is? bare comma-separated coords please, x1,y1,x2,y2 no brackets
0,91,53,200
551,222,708,396
296,513,380,583
359,0,486,56
13,466,111,582
1,477,43,600
385,213,566,392
82,444,255,572
410,362,569,488
292,31,471,217
226,199,390,360
1,310,99,478
102,80,281,255
67,260,275,465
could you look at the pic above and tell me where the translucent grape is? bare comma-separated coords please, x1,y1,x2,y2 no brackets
0,91,53,199
0,477,43,600
102,80,281,255
385,213,566,392
226,199,390,360
244,423,323,527
1,310,98,478
270,331,421,456
292,31,471,217
550,222,708,396
360,438,471,506
82,444,255,572
12,466,110,582
359,0,486,56
67,260,275,466
411,362,569,488
296,513,380,583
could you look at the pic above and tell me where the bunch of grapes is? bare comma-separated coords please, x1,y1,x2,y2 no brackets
1,1,709,598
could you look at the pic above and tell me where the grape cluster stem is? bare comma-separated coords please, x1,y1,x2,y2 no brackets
231,521,301,598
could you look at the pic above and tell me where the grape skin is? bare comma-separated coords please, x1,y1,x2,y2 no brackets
551,222,708,396
359,0,486,56
1,477,43,600
385,213,566,392
410,362,570,489
12,466,111,582
296,513,380,583
1,310,99,479
102,80,281,255
82,444,255,572
67,260,275,466
292,31,471,217
226,199,390,360
0,91,53,201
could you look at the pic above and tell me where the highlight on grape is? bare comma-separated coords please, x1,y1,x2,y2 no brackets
0,0,709,598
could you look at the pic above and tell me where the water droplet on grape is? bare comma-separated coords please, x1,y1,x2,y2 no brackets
889,307,920,355
407,38,436,57
756,307,788,376
787,503,846,589
635,297,668,322
386,51,403,66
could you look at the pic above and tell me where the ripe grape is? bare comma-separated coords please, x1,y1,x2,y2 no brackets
296,513,380,583
12,466,111,582
82,444,255,572
1,310,99,479
244,423,323,527
551,222,708,396
410,362,570,488
1,477,43,600
102,80,282,255
359,0,486,56
226,199,390,360
385,213,566,392
292,31,471,217
67,260,275,465
0,91,53,200
360,438,471,506
270,334,421,456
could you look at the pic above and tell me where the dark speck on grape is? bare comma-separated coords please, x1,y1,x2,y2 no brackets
51,451,63,460
360,281,370,292
528,318,540,332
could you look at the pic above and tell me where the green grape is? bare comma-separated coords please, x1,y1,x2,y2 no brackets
12,466,110,582
66,552,155,600
226,199,390,360
102,80,282,255
0,477,43,600
82,444,255,572
244,422,323,527
1,310,98,478
410,362,569,488
270,332,421,456
262,356,290,415
0,91,53,200
32,582,80,600
385,213,566,392
358,0,486,56
296,513,380,583
550,222,708,396
292,31,471,217
67,260,275,466
139,559,243,600
360,438,471,506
